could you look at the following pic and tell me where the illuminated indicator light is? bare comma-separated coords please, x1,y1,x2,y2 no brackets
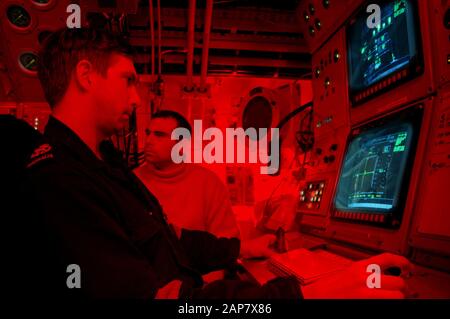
304,11,310,21
315,19,322,30
315,190,319,195
300,190,304,196
309,184,313,189
320,183,324,188
334,50,340,62
317,197,321,202
315,67,321,78
319,190,322,195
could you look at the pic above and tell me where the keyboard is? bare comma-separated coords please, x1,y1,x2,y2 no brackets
268,248,353,285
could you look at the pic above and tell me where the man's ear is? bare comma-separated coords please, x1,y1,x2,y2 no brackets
74,59,95,91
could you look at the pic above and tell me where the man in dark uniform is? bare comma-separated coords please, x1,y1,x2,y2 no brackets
22,27,411,299
22,27,301,299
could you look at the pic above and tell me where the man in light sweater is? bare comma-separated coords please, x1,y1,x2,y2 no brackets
135,110,240,239
135,110,275,258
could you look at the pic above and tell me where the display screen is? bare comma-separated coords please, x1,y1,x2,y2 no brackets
347,0,422,104
334,107,422,219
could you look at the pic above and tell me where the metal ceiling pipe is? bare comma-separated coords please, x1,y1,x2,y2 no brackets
199,0,213,92
157,0,162,75
185,0,196,91
149,0,155,81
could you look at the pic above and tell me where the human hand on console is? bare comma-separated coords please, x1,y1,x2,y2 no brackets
155,279,182,299
301,253,413,299
240,234,276,259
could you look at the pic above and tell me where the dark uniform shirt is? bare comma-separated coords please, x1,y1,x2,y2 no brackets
22,116,301,299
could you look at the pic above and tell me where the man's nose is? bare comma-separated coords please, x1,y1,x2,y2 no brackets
129,86,141,110
145,132,155,146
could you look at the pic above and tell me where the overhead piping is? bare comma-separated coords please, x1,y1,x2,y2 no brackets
149,0,155,81
199,0,213,92
185,0,196,91
157,0,162,76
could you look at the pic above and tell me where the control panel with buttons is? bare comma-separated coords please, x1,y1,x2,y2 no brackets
298,180,326,210
311,27,350,140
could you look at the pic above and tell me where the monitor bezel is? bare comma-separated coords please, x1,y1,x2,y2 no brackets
332,105,423,229
346,0,424,107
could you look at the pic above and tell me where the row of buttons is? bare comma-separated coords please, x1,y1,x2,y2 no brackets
353,69,409,104
334,211,386,223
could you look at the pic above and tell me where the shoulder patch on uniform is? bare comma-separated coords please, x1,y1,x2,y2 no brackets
27,143,54,168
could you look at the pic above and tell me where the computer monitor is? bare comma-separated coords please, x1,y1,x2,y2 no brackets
347,0,423,105
333,106,422,228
